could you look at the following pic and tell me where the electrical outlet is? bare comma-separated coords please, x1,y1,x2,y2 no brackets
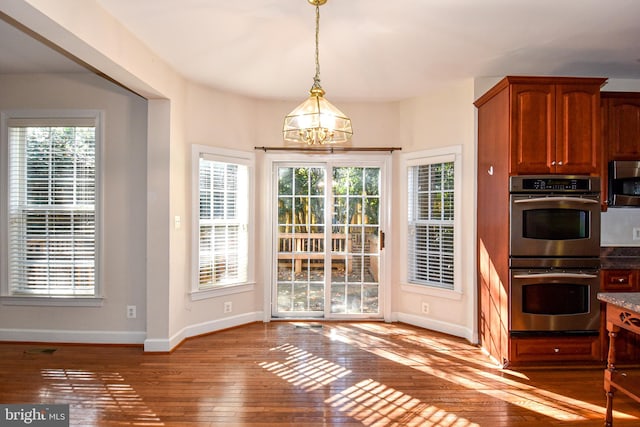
127,305,137,319
633,227,640,241
421,302,430,314
224,301,232,313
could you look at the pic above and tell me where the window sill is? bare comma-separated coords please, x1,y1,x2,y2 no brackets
400,283,463,301
1,296,104,307
190,282,255,301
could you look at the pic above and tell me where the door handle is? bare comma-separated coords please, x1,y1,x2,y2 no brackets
512,272,598,279
513,197,599,204
379,231,385,250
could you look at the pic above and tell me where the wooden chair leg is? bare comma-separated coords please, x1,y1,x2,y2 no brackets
605,389,614,427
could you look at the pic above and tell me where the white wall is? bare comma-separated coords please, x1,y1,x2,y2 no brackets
0,73,148,343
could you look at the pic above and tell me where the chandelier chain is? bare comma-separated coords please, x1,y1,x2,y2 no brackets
312,3,321,90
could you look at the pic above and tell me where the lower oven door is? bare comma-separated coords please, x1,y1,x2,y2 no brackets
510,269,600,334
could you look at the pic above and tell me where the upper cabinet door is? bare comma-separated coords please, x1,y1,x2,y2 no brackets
509,81,602,175
604,94,640,160
555,84,601,174
475,76,606,177
510,84,555,174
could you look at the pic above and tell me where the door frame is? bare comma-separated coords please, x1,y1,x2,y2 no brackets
261,152,393,322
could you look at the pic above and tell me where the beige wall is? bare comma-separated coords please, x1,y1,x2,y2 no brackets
0,73,479,347
393,79,478,341
0,0,480,349
0,73,148,342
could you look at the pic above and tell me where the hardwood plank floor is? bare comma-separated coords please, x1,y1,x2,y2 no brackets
1,321,639,426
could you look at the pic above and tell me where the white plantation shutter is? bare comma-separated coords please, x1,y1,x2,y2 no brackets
7,118,97,296
408,160,455,290
198,157,248,288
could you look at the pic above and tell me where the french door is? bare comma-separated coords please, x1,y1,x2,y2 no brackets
272,161,385,319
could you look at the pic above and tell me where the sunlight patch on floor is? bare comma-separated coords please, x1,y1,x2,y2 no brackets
40,369,163,426
260,343,351,391
326,378,479,427
261,343,482,426
319,325,639,423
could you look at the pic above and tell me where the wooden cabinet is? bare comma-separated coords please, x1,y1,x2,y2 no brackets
602,269,638,292
602,92,640,160
510,81,604,175
600,92,640,208
475,76,607,367
511,335,601,364
600,269,640,363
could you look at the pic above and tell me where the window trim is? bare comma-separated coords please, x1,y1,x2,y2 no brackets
400,145,462,297
0,109,104,304
190,145,255,301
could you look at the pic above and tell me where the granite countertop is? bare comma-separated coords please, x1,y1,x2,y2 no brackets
601,247,640,269
598,292,640,313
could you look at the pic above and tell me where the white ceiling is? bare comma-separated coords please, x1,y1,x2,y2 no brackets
2,0,640,101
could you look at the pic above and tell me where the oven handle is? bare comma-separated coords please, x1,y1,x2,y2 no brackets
512,272,599,279
513,196,599,204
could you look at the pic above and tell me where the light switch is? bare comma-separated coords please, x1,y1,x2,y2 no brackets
174,215,181,230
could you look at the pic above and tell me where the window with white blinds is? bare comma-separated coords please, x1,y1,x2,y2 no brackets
407,160,455,290
197,154,250,289
6,116,98,297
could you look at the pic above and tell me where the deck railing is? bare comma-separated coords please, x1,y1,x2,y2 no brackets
277,233,351,272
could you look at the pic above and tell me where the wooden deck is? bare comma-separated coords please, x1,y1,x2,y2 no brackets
1,321,639,426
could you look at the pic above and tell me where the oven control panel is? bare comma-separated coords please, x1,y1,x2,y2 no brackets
510,175,599,193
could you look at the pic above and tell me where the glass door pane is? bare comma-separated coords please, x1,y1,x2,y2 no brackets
330,167,381,315
274,166,326,316
273,163,382,319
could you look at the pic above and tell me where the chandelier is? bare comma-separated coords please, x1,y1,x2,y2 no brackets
283,0,352,145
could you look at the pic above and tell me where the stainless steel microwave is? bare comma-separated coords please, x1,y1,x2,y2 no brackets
608,160,640,207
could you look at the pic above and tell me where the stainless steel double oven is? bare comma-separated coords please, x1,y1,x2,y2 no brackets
509,176,601,335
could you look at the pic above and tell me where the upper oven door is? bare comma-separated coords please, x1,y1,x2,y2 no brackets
510,194,601,257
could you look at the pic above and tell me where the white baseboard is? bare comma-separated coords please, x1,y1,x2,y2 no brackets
0,311,474,350
0,328,146,345
0,312,264,350
144,311,264,352
394,311,476,344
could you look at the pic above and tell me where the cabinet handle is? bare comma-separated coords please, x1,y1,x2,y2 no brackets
554,348,560,353
609,276,628,284
557,161,563,166
551,161,556,166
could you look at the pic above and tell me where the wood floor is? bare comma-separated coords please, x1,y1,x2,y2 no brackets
1,321,639,426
